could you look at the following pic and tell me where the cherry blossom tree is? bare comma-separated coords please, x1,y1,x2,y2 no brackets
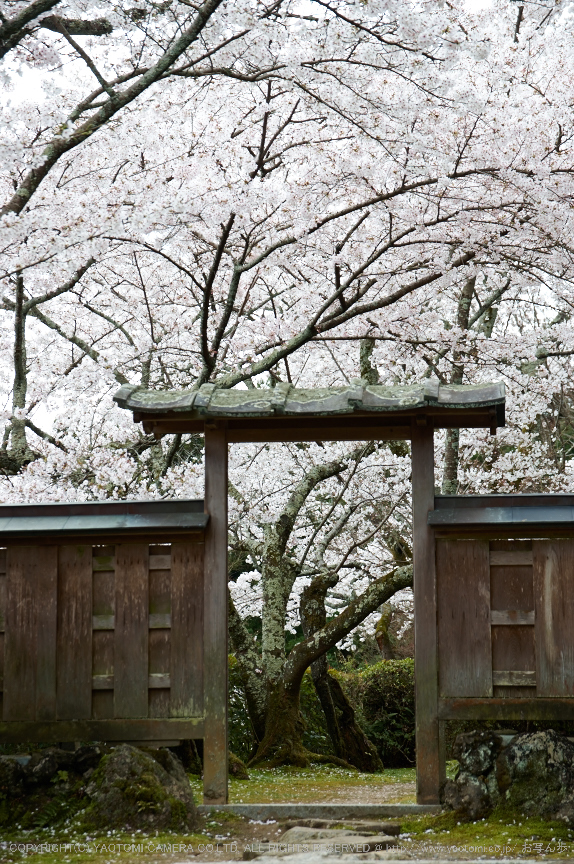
2,0,574,764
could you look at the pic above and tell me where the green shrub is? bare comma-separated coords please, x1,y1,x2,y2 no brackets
300,670,332,755
334,659,415,768
228,656,256,762
229,658,334,761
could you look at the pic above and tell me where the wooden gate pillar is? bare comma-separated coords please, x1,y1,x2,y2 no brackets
204,423,228,803
411,421,441,804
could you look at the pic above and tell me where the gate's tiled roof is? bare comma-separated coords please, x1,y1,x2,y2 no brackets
114,380,505,418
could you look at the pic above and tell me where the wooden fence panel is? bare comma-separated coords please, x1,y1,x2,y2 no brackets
57,545,92,720
171,542,204,717
534,539,574,697
0,538,206,737
4,547,58,721
114,544,149,718
437,539,492,697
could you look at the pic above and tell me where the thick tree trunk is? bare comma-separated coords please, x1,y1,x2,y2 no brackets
310,652,383,772
249,681,310,767
301,572,382,772
325,673,383,772
441,275,475,494
375,604,395,659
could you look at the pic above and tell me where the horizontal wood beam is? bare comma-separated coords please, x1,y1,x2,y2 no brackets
141,412,498,440
433,529,574,540
0,531,205,547
490,610,535,625
146,422,413,442
91,673,171,690
491,670,536,686
0,718,205,743
490,550,533,566
90,613,171,631
439,698,574,721
227,427,411,443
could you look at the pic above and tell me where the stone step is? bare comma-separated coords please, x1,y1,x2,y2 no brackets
282,820,401,836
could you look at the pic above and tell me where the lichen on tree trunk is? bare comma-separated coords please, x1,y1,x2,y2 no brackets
250,681,310,767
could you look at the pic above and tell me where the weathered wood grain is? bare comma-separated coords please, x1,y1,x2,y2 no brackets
92,568,114,616
0,573,5,633
149,563,171,616
149,622,171,720
149,627,170,672
490,550,533,566
0,632,4,701
91,690,114,719
92,674,170,689
114,544,149,718
492,625,535,672
148,690,171,719
35,547,58,721
0,718,204,742
490,610,535,625
171,542,203,718
56,545,92,720
438,697,574,722
92,629,114,676
92,613,171,630
149,555,171,571
412,423,440,805
492,670,536,686
4,547,58,721
490,560,533,613
534,539,574,696
92,674,114,689
93,615,114,630
437,538,492,698
93,556,115,571
203,426,228,804
149,614,171,629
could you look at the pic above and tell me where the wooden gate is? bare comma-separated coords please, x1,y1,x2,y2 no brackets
429,495,574,795
437,538,574,699
0,541,204,736
0,499,225,802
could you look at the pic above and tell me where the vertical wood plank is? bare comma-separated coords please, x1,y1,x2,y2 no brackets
0,549,6,637
490,567,534,612
36,547,58,721
5,547,37,720
534,539,574,696
149,622,171,719
171,542,204,717
114,544,149,718
0,573,6,632
57,545,92,719
203,425,228,804
492,626,535,671
437,539,492,697
92,690,114,720
4,547,57,721
411,423,439,805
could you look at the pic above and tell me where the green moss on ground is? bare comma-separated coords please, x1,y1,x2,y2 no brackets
189,763,415,804
401,808,574,858
0,828,212,864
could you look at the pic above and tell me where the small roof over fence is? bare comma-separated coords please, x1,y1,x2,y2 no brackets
114,381,505,442
430,494,574,537
0,499,207,543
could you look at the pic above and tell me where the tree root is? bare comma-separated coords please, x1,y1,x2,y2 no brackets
249,745,357,771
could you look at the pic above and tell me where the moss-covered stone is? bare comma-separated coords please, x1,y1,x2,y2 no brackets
83,745,197,832
0,744,197,833
443,729,574,822
229,751,249,779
